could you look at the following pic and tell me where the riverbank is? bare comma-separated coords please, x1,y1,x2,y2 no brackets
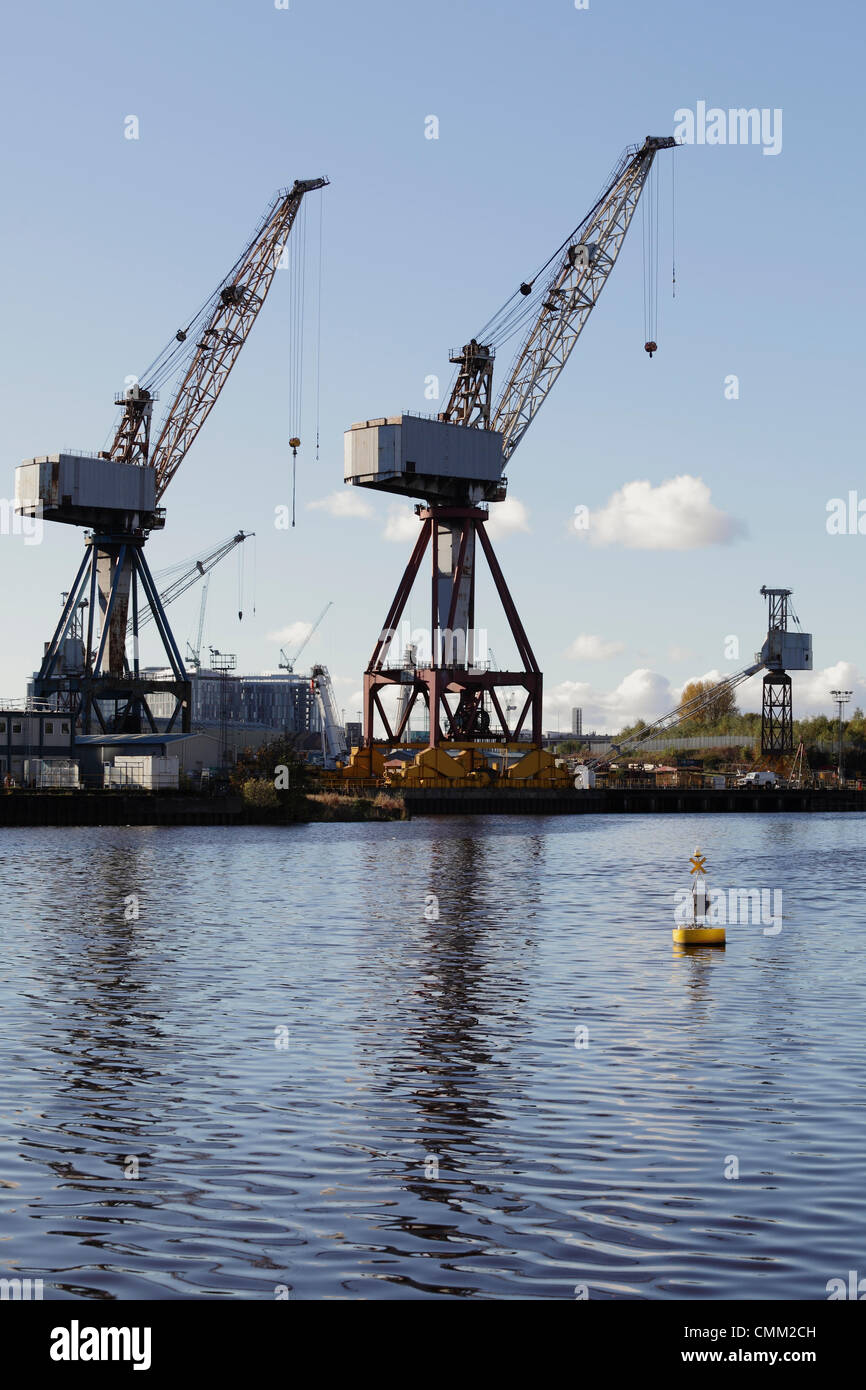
0,790,407,827
0,785,864,825
401,786,866,814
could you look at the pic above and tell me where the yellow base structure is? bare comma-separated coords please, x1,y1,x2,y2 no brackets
338,746,386,780
672,926,726,945
506,748,573,787
340,742,575,790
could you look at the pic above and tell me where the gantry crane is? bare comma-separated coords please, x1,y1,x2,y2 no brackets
345,137,676,747
16,178,327,735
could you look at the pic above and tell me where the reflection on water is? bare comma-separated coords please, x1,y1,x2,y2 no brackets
0,815,864,1299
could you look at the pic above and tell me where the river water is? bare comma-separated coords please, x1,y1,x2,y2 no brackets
0,814,863,1300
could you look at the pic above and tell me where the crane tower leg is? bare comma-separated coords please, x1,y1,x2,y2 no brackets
96,547,133,676
363,506,542,750
34,535,191,736
761,672,793,756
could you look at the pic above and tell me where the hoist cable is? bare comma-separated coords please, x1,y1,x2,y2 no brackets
671,151,677,299
315,192,324,461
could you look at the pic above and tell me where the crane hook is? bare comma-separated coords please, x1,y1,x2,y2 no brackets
644,341,657,358
289,437,301,529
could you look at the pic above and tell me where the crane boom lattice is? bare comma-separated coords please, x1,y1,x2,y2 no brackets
490,138,676,462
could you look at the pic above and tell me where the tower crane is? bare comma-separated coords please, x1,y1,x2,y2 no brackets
344,137,676,748
187,576,211,671
16,177,327,736
278,600,333,672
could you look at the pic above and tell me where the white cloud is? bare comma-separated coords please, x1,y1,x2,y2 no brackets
779,661,866,717
583,475,744,550
308,490,374,519
383,505,421,543
267,619,313,647
671,663,866,719
544,668,675,732
567,633,625,662
543,654,866,736
485,496,530,539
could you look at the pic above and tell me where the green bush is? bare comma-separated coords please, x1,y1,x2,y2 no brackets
241,779,280,809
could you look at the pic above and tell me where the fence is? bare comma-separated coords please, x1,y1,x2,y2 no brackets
580,735,858,756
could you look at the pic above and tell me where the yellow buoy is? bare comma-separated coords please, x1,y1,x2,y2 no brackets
673,846,726,944
672,925,726,945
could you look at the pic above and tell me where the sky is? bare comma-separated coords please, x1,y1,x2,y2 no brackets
1,0,864,732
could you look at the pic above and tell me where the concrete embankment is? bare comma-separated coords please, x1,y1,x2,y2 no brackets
0,792,250,826
1,786,864,826
401,786,866,816
0,792,399,827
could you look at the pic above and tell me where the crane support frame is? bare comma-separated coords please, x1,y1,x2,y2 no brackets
363,505,542,748
34,533,190,735
762,672,793,756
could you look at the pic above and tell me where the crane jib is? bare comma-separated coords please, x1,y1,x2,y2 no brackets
489,137,677,464
106,177,328,512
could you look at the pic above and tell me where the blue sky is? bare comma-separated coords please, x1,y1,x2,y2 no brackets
1,0,864,731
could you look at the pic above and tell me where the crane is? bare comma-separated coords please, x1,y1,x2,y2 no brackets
310,665,349,769
583,587,812,769
18,178,327,735
138,531,253,631
345,136,676,748
45,525,248,672
278,600,333,672
445,137,677,460
589,661,765,771
187,576,211,671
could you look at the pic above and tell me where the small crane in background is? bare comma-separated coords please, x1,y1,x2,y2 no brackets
279,601,333,673
187,577,211,671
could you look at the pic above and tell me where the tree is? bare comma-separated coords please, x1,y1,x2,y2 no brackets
616,717,648,740
231,736,311,796
679,680,738,729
